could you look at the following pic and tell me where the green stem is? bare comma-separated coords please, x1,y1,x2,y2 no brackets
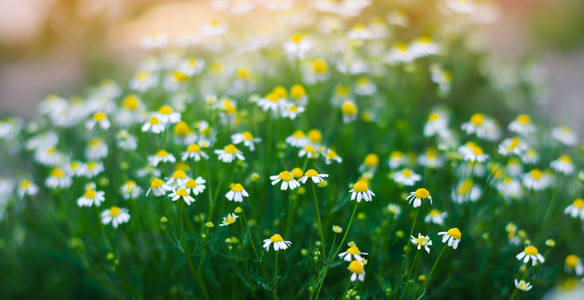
426,245,448,288
313,184,326,255
273,251,279,300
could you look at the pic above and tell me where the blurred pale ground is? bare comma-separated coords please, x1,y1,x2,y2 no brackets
0,0,582,131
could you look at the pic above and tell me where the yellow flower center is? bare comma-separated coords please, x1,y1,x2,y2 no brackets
172,170,186,179
266,93,279,102
84,189,96,199
292,130,305,138
173,71,189,82
336,85,350,96
270,234,284,242
326,150,338,159
176,188,189,197
21,180,31,188
226,215,236,224
242,131,253,140
348,260,364,274
313,59,328,74
347,246,361,255
185,179,198,189
573,199,584,208
51,168,64,178
305,169,318,177
416,237,427,245
353,181,369,193
273,86,287,99
470,113,484,125
341,101,357,115
87,162,97,170
458,180,473,195
517,114,531,125
236,68,250,80
89,138,101,147
448,228,462,239
187,144,201,153
290,33,303,43
530,169,542,180
524,246,538,256
290,85,305,99
560,155,572,163
565,255,580,268
304,145,316,153
428,113,440,121
47,147,56,154
159,105,173,115
364,154,379,167
224,144,238,154
291,168,303,179
174,121,192,136
150,178,164,188
136,71,149,81
396,42,408,52
429,209,441,216
308,129,322,143
156,150,169,157
109,206,121,217
402,169,412,178
289,105,298,112
122,95,139,110
93,112,107,121
148,116,160,125
414,188,430,199
231,183,244,192
279,171,293,182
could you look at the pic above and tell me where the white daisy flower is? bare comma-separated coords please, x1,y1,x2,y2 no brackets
407,188,432,208
324,149,343,164
424,113,449,137
148,150,176,167
257,92,283,113
389,151,407,169
77,183,105,207
411,233,432,253
461,113,501,141
387,203,402,219
281,102,305,120
283,34,312,60
522,169,549,191
498,137,528,156
452,179,481,203
298,145,319,159
425,209,447,225
348,260,366,282
147,178,170,197
516,245,545,266
169,187,196,206
270,171,300,191
409,36,440,58
17,179,38,198
438,228,462,249
45,168,72,189
182,143,209,161
219,213,238,227
550,155,575,175
551,126,578,146
299,169,329,184
101,206,130,228
514,279,532,292
521,149,539,164
155,105,181,125
185,177,206,195
565,255,584,276
214,144,245,163
165,170,188,188
231,131,261,151
349,180,375,202
116,130,137,151
262,234,291,252
418,148,444,168
86,138,108,160
141,32,167,49
225,183,249,202
341,101,358,123
83,161,105,178
142,116,165,134
129,71,158,92
201,20,228,36
121,180,141,199
458,142,489,162
286,130,309,148
392,168,421,186
385,43,415,64
509,114,535,135
564,198,584,221
339,243,368,262
86,112,110,130
496,177,523,200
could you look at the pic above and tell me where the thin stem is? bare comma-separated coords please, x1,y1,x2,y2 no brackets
426,245,448,288
273,252,279,300
313,184,326,255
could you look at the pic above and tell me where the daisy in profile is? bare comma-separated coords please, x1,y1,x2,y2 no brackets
214,144,245,163
409,36,440,58
86,138,108,160
496,177,523,200
225,183,249,202
359,153,379,173
286,130,308,148
185,177,206,195
219,213,238,227
418,148,444,168
550,155,575,175
166,169,188,187
438,228,462,249
461,113,501,141
77,183,105,207
141,32,167,49
298,145,319,159
425,209,447,225
389,151,407,169
564,198,584,221
283,33,311,60
121,180,142,199
385,43,415,64
142,116,165,134
86,112,110,130
231,131,261,151
129,70,158,92
169,187,195,205
281,102,305,120
299,169,329,184
270,171,300,191
551,126,578,146
34,146,64,166
182,143,208,161
289,84,307,106
521,149,539,164
522,169,549,191
262,234,291,252
324,149,343,164
148,150,176,167
514,279,533,292
17,179,38,198
339,242,368,262
407,188,432,208
458,142,488,162
387,203,402,219
116,130,137,151
411,233,432,253
201,20,228,36
498,137,528,156
45,168,72,189
307,129,323,146
349,180,375,202
509,114,535,135
155,105,181,125
565,254,584,276
424,113,448,137
83,161,105,178
348,260,366,282
392,168,421,186
147,178,170,196
341,101,358,123
516,245,545,266
354,77,377,96
452,179,482,203
430,65,452,94
101,206,130,228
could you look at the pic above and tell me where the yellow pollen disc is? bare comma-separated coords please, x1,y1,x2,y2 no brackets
273,86,287,99
336,85,349,96
151,178,164,188
177,188,189,197
326,150,338,158
70,162,79,169
471,145,484,155
348,260,364,274
417,36,432,43
266,93,279,102
292,130,305,138
429,209,441,216
304,145,316,153
417,237,427,244
354,24,365,31
242,131,253,140
47,147,56,154
427,149,438,159
448,228,462,239
289,105,298,112
414,188,430,199
231,183,244,192
470,113,484,125
148,116,160,125
364,154,379,167
226,216,235,223
530,169,542,180
89,138,101,147
510,138,520,148
109,206,121,217
291,168,303,179
174,122,192,136
123,96,139,110
236,68,250,80
159,105,173,114
84,189,96,199
188,58,197,66
136,71,149,81
516,114,530,125
347,246,361,255
224,144,237,154
428,113,440,121
402,169,412,178
560,155,572,163
305,169,318,177
390,151,403,159
290,33,303,43
270,234,284,242
396,42,408,52
187,144,201,153
308,129,322,143
313,59,328,74
353,181,369,193
172,170,186,179
210,20,220,27
51,168,64,178
21,180,31,188
524,246,538,255
458,180,473,195
290,85,305,98
565,255,579,268
156,150,169,157
87,162,97,170
573,199,584,208
342,101,357,115
125,180,135,187
279,171,293,182
94,112,107,121
185,179,198,189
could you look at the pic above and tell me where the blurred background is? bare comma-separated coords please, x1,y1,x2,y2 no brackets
0,0,583,131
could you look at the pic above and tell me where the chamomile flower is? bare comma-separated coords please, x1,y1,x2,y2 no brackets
341,101,358,123
359,153,379,173
411,233,432,253
129,71,158,92
270,171,300,191
286,130,309,148
452,179,481,203
498,137,528,156
225,183,249,202
84,161,104,178
34,147,64,166
348,260,366,282
332,225,343,234
155,105,181,125
169,187,195,205
521,149,539,164
551,126,578,146
121,180,142,199
299,145,319,159
565,255,584,276
283,33,311,60
220,213,238,227
101,206,130,228
179,57,205,76
339,243,368,262
257,93,282,113
324,149,343,164
45,168,72,189
349,180,375,202
289,84,307,106
438,228,462,249
185,177,206,195
182,143,208,161
458,142,489,162
550,155,575,175
430,65,452,94
263,234,291,252
354,77,377,96
116,130,137,151
424,113,449,137
461,113,501,141
231,131,261,151
418,148,444,168
509,115,535,135
148,150,176,167
201,20,228,36
425,209,447,225
281,102,305,120
142,116,165,134
409,36,440,58
496,177,523,200
214,144,245,163
147,178,170,197
516,245,545,266
141,32,167,49
392,168,421,186
564,198,584,221
407,188,432,208
86,112,110,130
387,203,402,219
514,279,533,292
522,169,549,191
77,183,105,207
389,151,407,169
166,169,188,187
385,43,415,64
299,169,329,184
17,179,38,198
85,138,108,160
